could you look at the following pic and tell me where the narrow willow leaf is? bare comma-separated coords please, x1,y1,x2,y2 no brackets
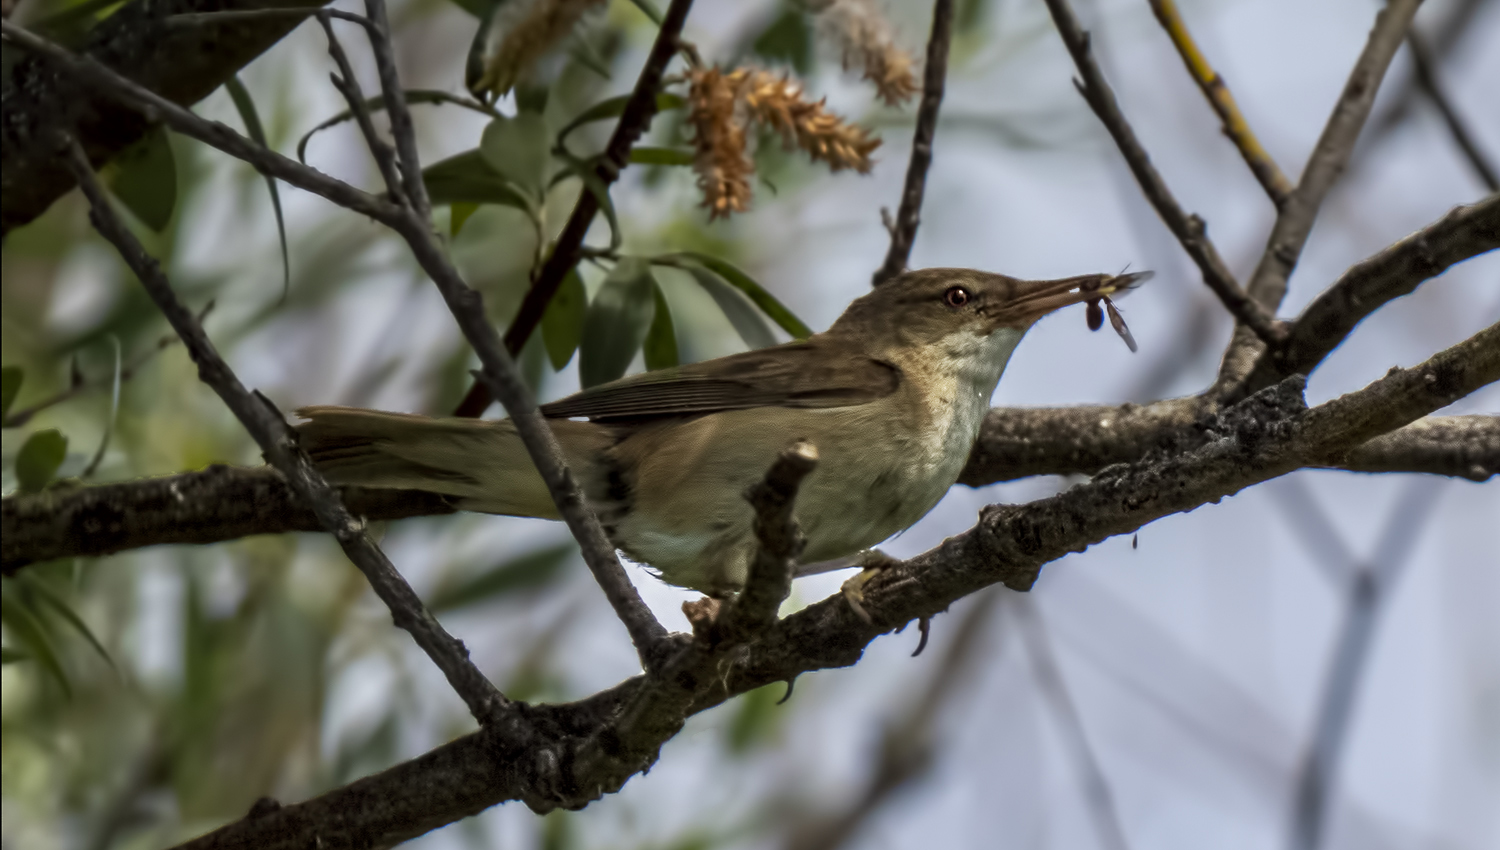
225,75,290,299
451,202,480,237
541,269,587,371
557,92,685,144
629,147,695,166
685,266,778,351
554,152,622,250
0,588,70,696
421,149,531,210
0,647,29,664
428,543,574,613
297,91,498,163
1,366,21,421
626,0,663,25
110,125,176,232
643,282,678,371
21,573,116,672
481,112,550,197
579,258,656,388
668,252,812,339
16,429,68,492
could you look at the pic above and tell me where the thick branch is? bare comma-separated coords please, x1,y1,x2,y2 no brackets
166,323,1498,850
59,134,507,725
1242,194,1500,394
870,0,953,286
1218,0,1424,387
0,18,405,225
1040,0,1283,347
1,0,331,236
1147,0,1293,206
6,412,1489,573
452,0,695,416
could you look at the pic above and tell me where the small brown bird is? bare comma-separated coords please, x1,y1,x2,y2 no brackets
298,267,1146,595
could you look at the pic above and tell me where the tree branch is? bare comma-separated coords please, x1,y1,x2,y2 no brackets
1,0,331,236
335,0,669,668
452,0,695,417
715,441,817,644
163,323,1499,850
870,0,953,286
6,411,1490,573
0,18,405,226
58,133,508,726
1147,0,1293,207
1040,0,1284,347
1406,32,1499,192
1217,0,1424,389
1242,194,1499,394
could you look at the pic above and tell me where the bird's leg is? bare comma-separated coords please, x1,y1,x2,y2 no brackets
840,548,902,624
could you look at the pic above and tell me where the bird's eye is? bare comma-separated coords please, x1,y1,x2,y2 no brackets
943,286,972,309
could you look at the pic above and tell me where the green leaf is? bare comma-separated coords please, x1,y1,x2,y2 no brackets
669,252,813,339
16,429,68,492
541,269,587,371
20,573,115,672
0,585,70,696
642,282,678,371
626,0,663,25
684,265,778,350
726,683,786,754
553,152,622,250
481,112,551,197
579,258,657,388
297,91,498,163
465,0,502,95
420,149,531,210
428,543,574,612
628,146,695,166
752,8,813,74
450,201,480,237
110,125,176,232
0,647,29,664
1,366,21,421
567,35,613,81
557,92,685,144
225,75,291,300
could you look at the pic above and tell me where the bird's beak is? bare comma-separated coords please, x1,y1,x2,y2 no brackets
986,271,1152,330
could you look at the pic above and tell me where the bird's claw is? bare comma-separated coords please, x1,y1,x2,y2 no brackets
840,549,901,624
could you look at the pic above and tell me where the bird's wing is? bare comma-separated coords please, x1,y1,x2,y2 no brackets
540,338,900,423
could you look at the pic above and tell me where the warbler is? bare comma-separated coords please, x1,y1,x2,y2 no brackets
298,267,1146,595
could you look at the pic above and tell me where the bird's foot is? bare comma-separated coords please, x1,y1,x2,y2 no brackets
841,549,901,624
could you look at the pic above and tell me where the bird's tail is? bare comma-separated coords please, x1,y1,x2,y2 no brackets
295,406,610,519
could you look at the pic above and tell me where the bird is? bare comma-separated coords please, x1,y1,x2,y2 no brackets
297,267,1146,599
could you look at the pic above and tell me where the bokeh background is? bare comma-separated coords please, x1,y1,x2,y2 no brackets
2,0,1496,848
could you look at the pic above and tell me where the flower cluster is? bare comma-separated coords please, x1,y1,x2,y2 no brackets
686,67,881,219
810,0,921,106
477,0,606,97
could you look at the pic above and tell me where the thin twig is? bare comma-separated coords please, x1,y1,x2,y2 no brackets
57,133,509,726
167,8,373,30
1039,0,1284,347
1406,32,1499,192
350,0,668,666
871,0,953,286
1146,0,1293,206
1243,194,1500,395
715,442,817,644
1218,0,1424,390
363,0,430,221
1014,597,1132,850
316,13,407,205
2,304,210,428
0,19,404,226
1284,477,1444,850
453,0,696,417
